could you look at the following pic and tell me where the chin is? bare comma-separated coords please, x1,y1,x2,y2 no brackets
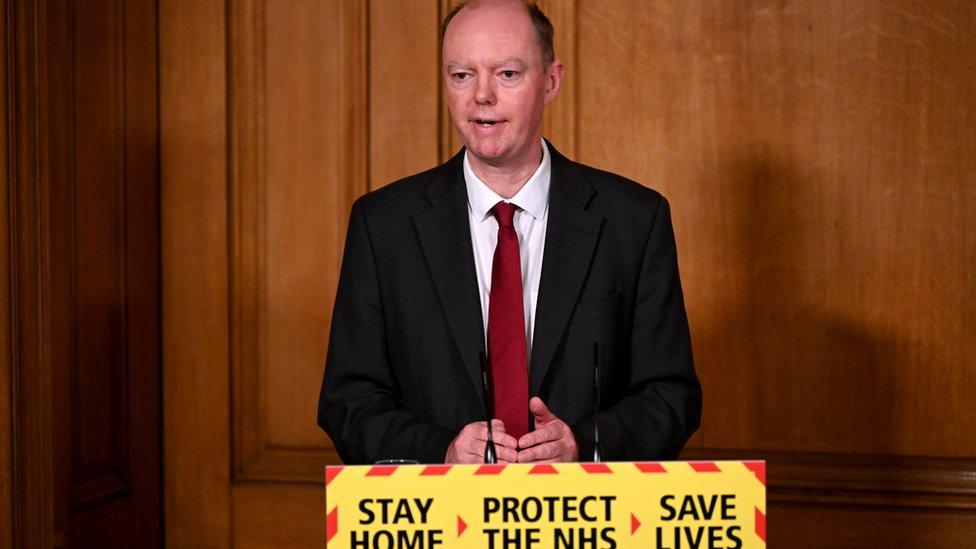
466,141,507,161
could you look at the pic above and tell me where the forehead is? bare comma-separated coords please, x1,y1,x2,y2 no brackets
442,3,540,64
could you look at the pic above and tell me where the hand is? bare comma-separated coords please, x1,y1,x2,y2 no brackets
445,419,519,463
516,397,579,463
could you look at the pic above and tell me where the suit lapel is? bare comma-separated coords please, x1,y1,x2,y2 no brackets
413,151,486,401
530,143,603,395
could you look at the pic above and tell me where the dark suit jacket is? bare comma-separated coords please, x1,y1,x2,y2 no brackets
318,141,701,464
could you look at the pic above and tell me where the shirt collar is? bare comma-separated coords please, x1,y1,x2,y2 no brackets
463,139,551,222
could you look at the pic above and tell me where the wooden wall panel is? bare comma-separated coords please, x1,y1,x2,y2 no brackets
57,0,164,541
230,0,366,484
160,0,976,546
67,0,130,509
578,0,976,544
0,5,13,547
6,1,57,545
4,0,161,545
579,0,976,456
161,0,232,545
538,0,578,157
369,0,441,188
261,0,353,449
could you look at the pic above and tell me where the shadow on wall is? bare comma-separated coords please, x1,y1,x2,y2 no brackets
696,148,939,457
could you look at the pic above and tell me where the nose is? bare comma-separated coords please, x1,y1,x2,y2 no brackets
474,73,496,106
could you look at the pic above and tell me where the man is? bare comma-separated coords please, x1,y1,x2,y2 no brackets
318,0,701,464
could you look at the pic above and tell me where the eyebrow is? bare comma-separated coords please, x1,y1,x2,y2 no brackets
444,58,528,72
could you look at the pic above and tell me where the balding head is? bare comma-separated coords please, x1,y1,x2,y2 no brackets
441,0,554,67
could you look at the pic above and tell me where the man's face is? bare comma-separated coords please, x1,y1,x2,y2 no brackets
442,1,562,167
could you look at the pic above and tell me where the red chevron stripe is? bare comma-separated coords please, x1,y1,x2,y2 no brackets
326,507,338,543
474,464,506,475
745,461,766,485
690,461,721,472
634,462,666,473
529,464,558,474
325,466,344,486
366,465,397,476
755,508,766,542
421,465,452,476
580,463,612,474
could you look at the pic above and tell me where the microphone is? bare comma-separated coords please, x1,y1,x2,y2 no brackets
592,343,604,463
479,350,498,464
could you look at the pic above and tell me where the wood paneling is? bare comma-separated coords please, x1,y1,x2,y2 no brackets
6,1,60,546
580,0,976,454
369,0,441,188
232,484,324,549
64,0,131,510
5,0,161,546
229,0,365,484
769,504,976,548
160,0,976,546
538,0,578,157
578,0,976,542
0,2,11,544
160,0,232,546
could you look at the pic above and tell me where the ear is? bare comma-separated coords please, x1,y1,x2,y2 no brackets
543,59,565,105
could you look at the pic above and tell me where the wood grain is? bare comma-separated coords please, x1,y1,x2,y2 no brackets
230,0,364,484
0,3,13,546
232,484,325,548
156,0,976,545
5,1,56,546
44,2,166,542
580,0,976,458
538,0,578,157
160,0,232,546
770,504,976,548
369,0,441,188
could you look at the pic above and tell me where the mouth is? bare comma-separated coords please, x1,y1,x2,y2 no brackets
471,118,506,128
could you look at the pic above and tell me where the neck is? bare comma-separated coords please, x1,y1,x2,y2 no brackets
468,141,544,199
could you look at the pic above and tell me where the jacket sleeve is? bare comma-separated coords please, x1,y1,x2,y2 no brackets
317,200,456,464
570,196,702,460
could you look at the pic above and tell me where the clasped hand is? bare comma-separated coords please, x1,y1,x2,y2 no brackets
444,397,579,463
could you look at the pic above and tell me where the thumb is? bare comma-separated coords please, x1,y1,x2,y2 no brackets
529,396,556,424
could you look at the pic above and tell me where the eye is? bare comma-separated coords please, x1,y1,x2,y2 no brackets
500,70,519,79
451,72,472,82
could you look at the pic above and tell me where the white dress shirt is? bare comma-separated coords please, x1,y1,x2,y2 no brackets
464,140,551,361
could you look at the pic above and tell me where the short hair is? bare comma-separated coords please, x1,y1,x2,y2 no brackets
441,1,555,66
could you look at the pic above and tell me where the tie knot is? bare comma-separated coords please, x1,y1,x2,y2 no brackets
490,201,518,227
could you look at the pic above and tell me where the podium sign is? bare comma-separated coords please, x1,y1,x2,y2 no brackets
325,461,766,548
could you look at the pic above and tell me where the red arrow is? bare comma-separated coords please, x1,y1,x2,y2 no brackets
631,513,641,535
457,516,467,537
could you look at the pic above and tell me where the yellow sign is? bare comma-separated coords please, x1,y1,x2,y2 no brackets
325,461,766,548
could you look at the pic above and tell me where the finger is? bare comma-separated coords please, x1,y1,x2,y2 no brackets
470,423,518,449
464,431,517,459
495,446,518,463
518,423,563,449
529,396,556,424
517,440,564,463
470,419,507,437
492,431,519,450
461,451,487,464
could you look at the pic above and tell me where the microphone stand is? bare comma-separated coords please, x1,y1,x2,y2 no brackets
479,351,498,464
592,343,604,462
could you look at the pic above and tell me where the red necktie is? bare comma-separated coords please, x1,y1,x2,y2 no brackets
487,201,529,440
